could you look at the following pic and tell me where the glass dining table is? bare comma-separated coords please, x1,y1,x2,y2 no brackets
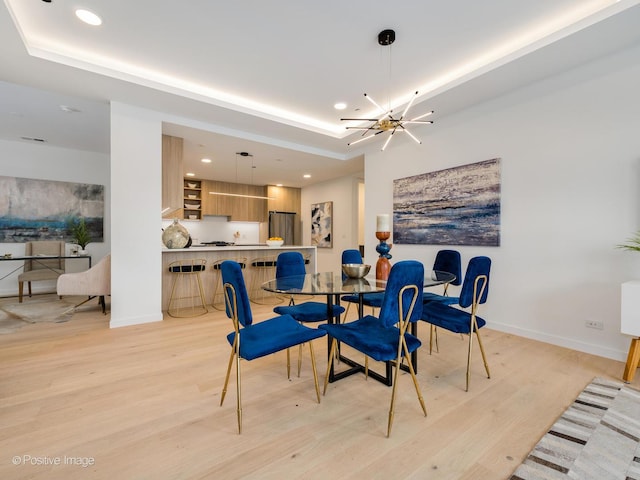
262,269,456,386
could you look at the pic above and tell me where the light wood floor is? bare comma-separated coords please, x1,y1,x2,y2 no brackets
1,296,637,479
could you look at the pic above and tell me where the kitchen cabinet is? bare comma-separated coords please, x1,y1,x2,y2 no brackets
267,185,301,214
245,185,267,223
183,179,202,220
162,135,183,218
200,180,267,222
201,180,217,216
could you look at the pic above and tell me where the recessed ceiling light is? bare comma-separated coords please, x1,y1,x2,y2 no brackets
185,172,195,177
201,158,212,163
59,105,81,113
303,174,311,179
276,184,283,187
334,102,347,110
75,9,102,26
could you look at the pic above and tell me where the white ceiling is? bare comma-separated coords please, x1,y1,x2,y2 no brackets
1,0,640,187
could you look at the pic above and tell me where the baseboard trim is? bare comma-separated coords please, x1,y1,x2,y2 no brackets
488,321,628,363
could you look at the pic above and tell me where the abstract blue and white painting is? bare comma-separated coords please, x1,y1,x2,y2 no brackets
0,176,104,243
393,158,501,246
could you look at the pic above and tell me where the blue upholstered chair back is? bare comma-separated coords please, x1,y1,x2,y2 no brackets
275,251,306,278
378,260,424,328
221,260,253,327
459,256,491,308
433,249,462,286
342,249,363,265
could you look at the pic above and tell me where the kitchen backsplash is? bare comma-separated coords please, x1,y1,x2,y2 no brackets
161,216,260,245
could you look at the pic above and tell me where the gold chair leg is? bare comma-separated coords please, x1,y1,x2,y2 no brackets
220,336,242,433
308,341,321,403
365,356,369,380
211,270,224,310
286,348,291,379
323,339,338,395
342,302,351,323
429,324,434,354
167,274,179,316
387,340,428,438
402,340,427,417
387,349,403,437
196,273,208,313
475,328,491,380
220,340,237,406
297,343,303,377
466,331,474,392
235,348,242,434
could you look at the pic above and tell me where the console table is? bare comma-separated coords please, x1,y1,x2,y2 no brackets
621,280,640,383
0,255,92,281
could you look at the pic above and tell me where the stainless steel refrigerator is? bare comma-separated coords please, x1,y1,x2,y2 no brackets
268,211,295,245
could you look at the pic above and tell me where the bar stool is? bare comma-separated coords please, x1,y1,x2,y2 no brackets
167,259,208,318
211,257,247,310
249,255,282,305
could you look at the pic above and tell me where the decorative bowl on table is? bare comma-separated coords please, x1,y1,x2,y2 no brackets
266,238,284,247
342,263,371,279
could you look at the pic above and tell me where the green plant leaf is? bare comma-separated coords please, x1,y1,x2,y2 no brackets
616,230,640,252
66,217,91,249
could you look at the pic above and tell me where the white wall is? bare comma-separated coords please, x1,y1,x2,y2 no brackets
0,139,110,296
365,43,640,362
301,174,362,272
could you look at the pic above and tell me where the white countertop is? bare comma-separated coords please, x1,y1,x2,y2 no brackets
162,245,315,253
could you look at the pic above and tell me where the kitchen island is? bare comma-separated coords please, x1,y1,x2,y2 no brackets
162,245,316,311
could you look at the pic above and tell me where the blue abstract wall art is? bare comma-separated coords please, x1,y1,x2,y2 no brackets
0,176,104,243
393,158,501,246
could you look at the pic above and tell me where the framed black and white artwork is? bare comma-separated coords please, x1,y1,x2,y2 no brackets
311,201,332,248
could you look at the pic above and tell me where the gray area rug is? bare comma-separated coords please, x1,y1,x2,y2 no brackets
0,294,76,333
511,377,640,480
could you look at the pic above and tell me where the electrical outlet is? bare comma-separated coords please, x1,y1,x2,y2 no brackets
585,320,604,330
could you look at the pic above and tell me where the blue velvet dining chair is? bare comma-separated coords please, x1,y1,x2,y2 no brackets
219,260,326,433
272,251,345,377
423,249,462,305
340,249,385,321
420,256,491,392
320,260,427,437
423,249,462,353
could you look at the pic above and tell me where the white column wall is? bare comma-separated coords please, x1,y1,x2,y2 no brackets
109,102,163,327
365,43,640,362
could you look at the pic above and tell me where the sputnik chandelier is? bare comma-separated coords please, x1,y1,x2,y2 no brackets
342,29,434,151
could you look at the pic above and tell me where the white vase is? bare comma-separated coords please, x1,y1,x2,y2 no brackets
162,219,190,249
